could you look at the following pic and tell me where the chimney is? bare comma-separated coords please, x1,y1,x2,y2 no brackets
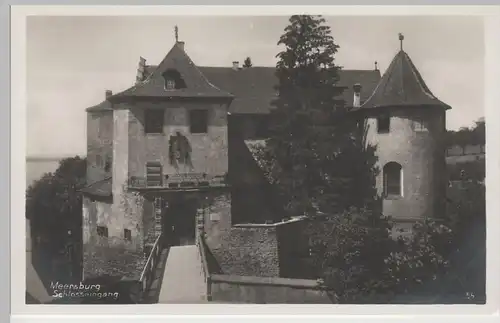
353,83,362,108
136,56,146,84
232,61,239,71
176,41,185,51
105,90,113,99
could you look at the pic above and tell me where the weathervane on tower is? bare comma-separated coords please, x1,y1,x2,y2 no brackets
175,25,179,43
399,33,404,51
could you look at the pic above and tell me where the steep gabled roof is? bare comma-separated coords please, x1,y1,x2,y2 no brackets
111,43,233,100
357,50,451,111
143,66,381,114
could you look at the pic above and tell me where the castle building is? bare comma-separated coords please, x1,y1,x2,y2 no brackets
81,33,449,280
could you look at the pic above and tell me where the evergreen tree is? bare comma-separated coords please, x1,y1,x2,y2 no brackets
243,56,253,68
258,15,378,216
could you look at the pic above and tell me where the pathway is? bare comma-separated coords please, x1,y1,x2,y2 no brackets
158,245,207,303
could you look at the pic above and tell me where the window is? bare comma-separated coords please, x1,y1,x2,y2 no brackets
377,115,390,133
96,226,108,237
189,109,209,134
414,118,429,132
383,162,403,198
146,162,162,187
104,157,111,172
165,79,176,90
144,109,164,134
124,229,132,241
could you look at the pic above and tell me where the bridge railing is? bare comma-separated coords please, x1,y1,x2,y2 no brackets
197,233,212,301
139,233,163,296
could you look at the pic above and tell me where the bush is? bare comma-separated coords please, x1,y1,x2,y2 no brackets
307,207,396,303
307,210,478,303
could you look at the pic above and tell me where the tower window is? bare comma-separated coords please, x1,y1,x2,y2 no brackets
124,229,132,241
146,162,162,187
383,162,403,198
377,115,390,133
414,118,429,132
144,109,164,134
189,109,209,134
97,226,108,237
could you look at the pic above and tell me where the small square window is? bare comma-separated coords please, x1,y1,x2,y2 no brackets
145,109,164,134
377,115,390,134
124,229,132,241
189,109,209,134
97,226,108,237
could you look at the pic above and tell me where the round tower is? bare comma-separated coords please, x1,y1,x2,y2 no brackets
353,35,451,233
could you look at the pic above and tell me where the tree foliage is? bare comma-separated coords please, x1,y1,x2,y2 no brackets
259,15,378,217
446,117,485,147
26,156,87,253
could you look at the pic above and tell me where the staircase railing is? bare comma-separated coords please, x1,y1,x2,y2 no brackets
139,233,163,297
197,233,212,301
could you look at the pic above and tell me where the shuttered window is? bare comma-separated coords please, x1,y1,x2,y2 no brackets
146,162,162,187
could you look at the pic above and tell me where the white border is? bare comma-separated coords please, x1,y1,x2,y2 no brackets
11,5,500,318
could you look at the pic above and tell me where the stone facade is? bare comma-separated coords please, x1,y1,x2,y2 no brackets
364,107,447,223
86,111,113,184
127,102,228,179
82,195,149,280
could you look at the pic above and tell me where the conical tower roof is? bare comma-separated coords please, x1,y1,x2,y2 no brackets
358,39,451,111
111,42,233,101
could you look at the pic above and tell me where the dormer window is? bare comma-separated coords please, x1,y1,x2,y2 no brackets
165,79,176,90
162,69,186,90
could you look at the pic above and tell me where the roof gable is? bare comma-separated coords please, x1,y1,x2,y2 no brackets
358,50,451,111
111,43,233,100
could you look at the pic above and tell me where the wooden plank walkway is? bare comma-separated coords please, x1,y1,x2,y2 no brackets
158,245,207,303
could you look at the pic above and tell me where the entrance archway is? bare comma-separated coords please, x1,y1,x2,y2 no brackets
161,197,197,247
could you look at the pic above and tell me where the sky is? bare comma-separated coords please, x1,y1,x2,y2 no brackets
26,15,485,157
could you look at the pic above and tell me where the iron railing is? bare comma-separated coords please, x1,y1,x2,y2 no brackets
139,233,163,297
